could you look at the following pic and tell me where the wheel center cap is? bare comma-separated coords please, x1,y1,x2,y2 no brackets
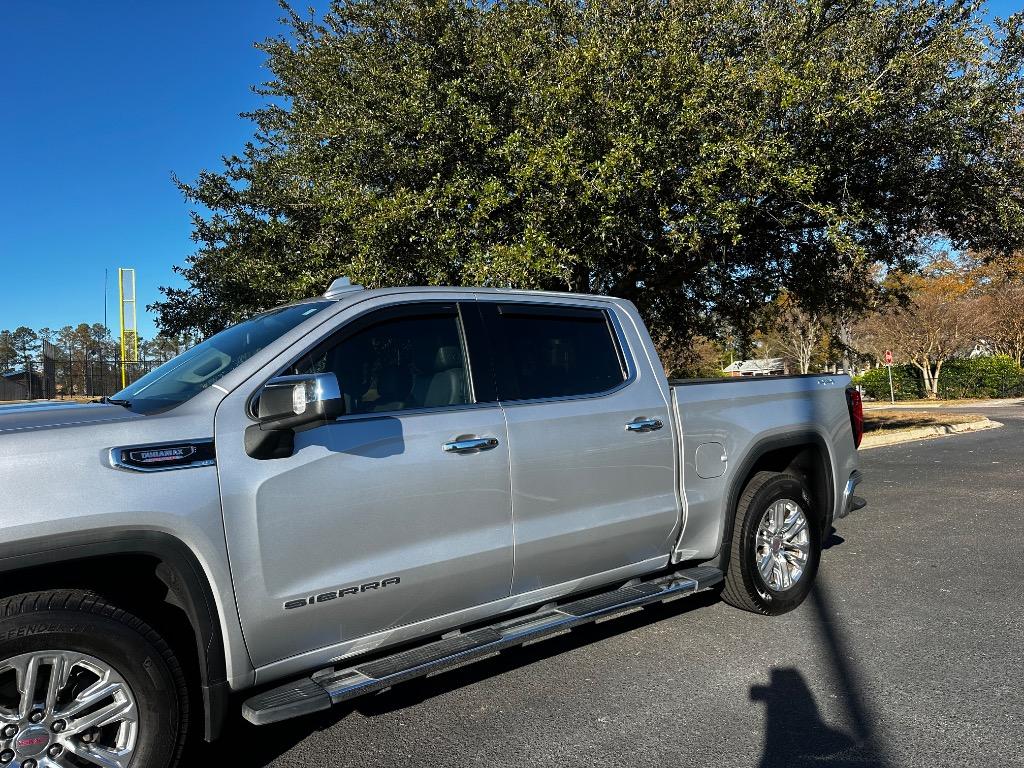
15,726,50,757
771,535,783,555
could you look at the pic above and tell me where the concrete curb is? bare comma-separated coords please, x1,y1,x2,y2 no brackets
861,418,1003,449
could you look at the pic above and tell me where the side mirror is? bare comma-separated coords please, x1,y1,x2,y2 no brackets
246,373,344,460
256,373,344,430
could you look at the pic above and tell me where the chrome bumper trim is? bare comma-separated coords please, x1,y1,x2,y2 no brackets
838,469,865,518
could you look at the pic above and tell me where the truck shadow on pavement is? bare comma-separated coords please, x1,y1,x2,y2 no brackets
189,591,720,766
192,582,889,767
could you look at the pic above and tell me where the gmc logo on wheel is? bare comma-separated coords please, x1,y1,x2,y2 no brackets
18,736,48,748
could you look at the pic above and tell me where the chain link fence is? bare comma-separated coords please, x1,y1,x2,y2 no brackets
52,359,160,399
1,355,160,401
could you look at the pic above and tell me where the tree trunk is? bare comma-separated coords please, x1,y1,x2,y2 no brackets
913,359,933,398
931,360,944,398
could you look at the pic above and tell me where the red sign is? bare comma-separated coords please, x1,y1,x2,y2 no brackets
884,350,893,365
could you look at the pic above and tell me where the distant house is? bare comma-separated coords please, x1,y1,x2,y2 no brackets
969,341,994,359
723,358,787,376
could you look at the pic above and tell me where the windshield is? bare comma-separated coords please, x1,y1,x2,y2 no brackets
112,301,332,414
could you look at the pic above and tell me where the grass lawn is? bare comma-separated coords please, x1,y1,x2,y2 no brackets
863,397,1022,409
863,410,985,434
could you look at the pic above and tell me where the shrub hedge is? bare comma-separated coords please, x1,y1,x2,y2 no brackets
853,355,1024,400
854,364,922,400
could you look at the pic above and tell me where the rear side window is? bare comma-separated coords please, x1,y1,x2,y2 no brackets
492,305,626,401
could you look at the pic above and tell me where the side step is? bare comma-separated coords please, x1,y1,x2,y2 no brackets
243,565,723,726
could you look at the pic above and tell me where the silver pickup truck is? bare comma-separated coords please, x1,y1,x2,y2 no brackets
0,282,864,768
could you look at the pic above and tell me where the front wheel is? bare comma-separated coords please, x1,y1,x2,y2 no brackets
721,471,822,615
0,590,189,768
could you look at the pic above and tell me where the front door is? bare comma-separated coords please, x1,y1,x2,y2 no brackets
216,301,514,668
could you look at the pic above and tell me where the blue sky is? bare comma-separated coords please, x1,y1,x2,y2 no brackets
1,2,282,340
1,1,1021,341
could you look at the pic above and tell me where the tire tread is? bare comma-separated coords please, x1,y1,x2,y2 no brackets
721,470,778,614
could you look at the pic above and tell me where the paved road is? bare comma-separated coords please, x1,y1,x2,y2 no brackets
196,404,1024,768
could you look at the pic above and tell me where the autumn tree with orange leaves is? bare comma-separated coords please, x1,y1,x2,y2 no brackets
856,260,984,398
972,254,1024,365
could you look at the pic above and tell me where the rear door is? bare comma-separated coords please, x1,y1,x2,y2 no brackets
216,299,514,669
481,300,678,594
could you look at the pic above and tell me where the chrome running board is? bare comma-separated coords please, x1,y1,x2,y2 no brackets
243,565,723,725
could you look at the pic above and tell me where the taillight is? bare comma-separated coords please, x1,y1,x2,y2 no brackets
846,388,864,448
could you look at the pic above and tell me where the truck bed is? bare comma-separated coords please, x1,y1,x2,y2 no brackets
668,374,858,562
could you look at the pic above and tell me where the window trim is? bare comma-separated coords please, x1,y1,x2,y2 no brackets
479,300,636,406
247,300,488,422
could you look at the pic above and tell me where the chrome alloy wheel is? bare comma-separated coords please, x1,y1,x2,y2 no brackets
754,498,811,592
0,651,138,768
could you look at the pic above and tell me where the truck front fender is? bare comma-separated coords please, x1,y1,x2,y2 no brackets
0,529,231,741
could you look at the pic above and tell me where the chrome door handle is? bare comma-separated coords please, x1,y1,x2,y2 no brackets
443,437,500,453
626,418,663,433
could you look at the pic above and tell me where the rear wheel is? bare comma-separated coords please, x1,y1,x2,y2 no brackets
0,590,188,768
721,471,822,615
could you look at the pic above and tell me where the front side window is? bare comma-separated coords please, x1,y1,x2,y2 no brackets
494,306,626,400
293,308,471,415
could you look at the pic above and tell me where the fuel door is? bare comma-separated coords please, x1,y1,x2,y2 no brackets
695,442,727,479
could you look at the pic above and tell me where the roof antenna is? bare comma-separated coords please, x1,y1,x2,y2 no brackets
324,276,364,298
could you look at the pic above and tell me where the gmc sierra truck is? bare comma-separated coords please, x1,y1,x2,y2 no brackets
0,281,864,768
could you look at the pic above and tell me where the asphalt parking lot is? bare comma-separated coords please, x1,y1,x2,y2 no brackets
197,402,1024,768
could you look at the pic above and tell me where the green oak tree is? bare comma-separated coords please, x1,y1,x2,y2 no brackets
155,0,1024,340
10,327,39,397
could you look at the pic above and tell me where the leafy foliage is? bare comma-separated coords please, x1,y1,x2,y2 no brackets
935,355,1024,398
653,333,728,379
854,355,1024,399
155,0,1024,338
0,330,16,373
853,364,924,400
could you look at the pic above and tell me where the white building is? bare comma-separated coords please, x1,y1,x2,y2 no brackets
722,358,787,376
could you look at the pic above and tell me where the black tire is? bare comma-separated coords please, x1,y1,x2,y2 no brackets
721,471,822,615
0,589,189,768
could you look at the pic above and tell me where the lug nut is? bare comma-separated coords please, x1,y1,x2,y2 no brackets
23,759,36,768
0,751,12,765
50,719,66,733
28,710,44,724
48,745,64,758
0,726,14,739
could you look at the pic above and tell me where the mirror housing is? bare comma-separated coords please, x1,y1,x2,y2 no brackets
256,373,344,431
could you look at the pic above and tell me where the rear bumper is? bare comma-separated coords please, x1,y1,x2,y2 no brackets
838,469,866,519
